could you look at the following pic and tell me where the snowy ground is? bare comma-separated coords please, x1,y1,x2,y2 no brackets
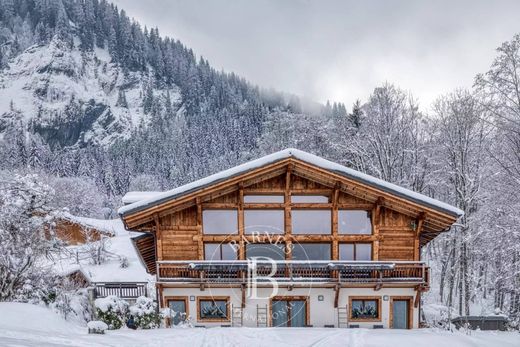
0,303,518,347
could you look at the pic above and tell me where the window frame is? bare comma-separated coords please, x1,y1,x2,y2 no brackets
290,195,330,203
243,194,285,203
197,296,230,322
244,209,285,234
291,209,332,235
270,296,310,327
291,242,332,261
165,296,189,326
348,296,381,322
338,209,373,235
245,242,286,260
339,242,373,261
202,209,238,235
203,242,238,261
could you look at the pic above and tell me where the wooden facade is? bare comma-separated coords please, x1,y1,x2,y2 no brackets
126,160,455,268
121,153,461,328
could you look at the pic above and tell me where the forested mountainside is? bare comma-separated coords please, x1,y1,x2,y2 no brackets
0,0,519,326
0,0,347,200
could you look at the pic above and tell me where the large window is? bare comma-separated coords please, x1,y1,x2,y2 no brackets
291,195,329,203
204,243,237,260
349,297,380,321
244,195,284,203
197,297,229,321
291,243,331,260
338,210,372,234
292,210,331,234
202,210,237,234
246,243,286,260
339,243,372,261
244,210,284,234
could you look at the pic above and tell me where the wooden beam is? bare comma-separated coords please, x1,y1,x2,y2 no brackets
414,288,421,308
154,213,162,261
285,164,292,260
334,284,340,308
238,185,245,260
414,212,426,261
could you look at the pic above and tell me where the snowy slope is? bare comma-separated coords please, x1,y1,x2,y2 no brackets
0,303,518,347
0,37,181,146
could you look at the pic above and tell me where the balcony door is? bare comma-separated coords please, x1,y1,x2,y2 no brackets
271,297,308,327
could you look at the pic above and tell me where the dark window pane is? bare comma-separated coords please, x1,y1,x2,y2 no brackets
199,299,228,319
339,244,354,260
204,243,237,260
338,210,372,234
291,195,329,203
244,210,284,234
246,243,285,260
292,243,331,260
351,299,379,319
244,195,284,203
203,210,237,234
292,210,331,234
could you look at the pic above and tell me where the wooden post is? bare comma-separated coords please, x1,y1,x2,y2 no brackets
372,197,384,261
238,185,245,260
285,164,292,260
196,198,204,260
414,212,426,261
154,213,162,261
332,182,340,260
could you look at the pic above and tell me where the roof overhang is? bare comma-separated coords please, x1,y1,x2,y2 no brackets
119,149,462,239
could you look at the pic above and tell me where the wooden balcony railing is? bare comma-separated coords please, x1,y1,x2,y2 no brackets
93,282,148,299
156,261,429,286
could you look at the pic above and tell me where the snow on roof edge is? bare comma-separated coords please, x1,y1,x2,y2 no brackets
122,191,162,204
118,148,463,218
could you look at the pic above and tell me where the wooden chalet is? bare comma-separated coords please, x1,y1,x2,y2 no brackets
119,149,462,329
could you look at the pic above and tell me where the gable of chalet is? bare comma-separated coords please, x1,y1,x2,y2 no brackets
120,149,462,233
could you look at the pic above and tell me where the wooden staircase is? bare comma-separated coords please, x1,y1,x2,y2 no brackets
337,305,348,328
257,304,268,327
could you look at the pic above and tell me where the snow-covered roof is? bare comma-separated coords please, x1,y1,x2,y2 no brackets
118,148,463,218
56,212,126,236
122,191,162,205
50,230,153,283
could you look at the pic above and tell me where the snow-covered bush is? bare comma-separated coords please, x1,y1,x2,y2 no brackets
94,295,129,329
87,320,108,334
129,296,160,329
52,288,92,324
160,307,193,328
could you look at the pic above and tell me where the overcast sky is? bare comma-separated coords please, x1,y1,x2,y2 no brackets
111,0,520,110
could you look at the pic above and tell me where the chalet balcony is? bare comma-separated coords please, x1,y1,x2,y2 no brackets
92,282,148,299
156,261,429,287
